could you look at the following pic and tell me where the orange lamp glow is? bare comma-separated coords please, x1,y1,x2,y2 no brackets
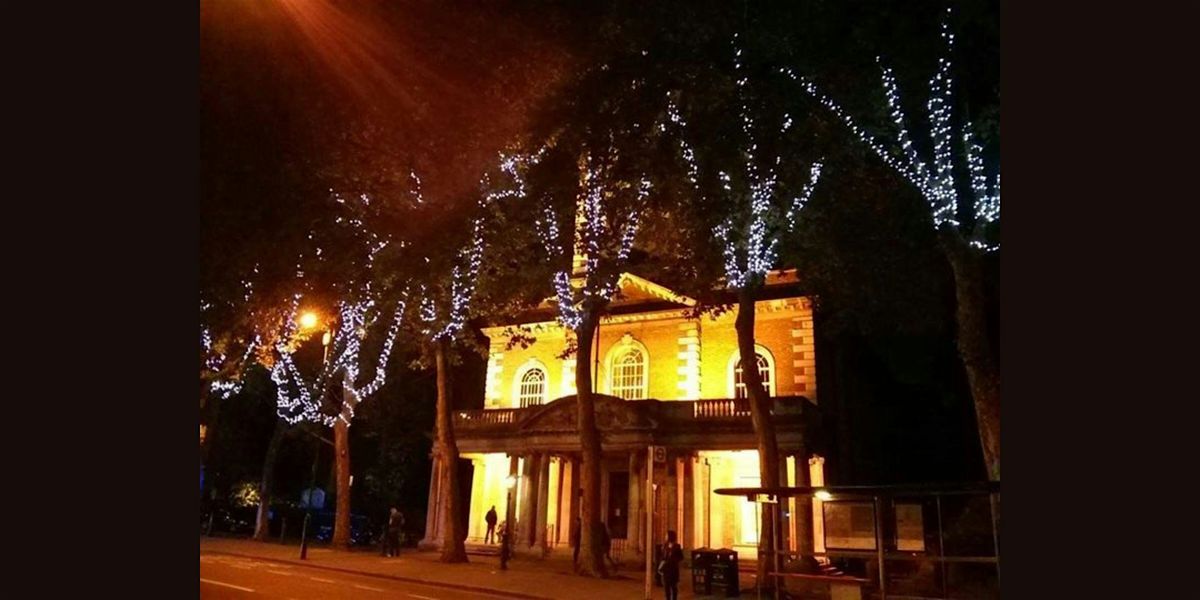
298,311,319,330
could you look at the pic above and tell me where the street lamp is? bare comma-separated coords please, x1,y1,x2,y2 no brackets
299,311,320,330
501,475,516,570
299,327,333,560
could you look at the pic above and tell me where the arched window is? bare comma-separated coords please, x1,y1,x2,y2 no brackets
730,348,775,399
518,368,547,408
610,348,647,400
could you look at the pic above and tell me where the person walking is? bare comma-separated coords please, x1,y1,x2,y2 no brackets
385,507,404,557
484,506,498,544
657,530,684,600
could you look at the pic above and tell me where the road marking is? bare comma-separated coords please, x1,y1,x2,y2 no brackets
267,570,292,576
200,578,255,592
309,577,337,583
354,584,385,592
408,594,439,600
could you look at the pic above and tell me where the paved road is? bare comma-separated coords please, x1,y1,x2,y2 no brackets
200,553,519,600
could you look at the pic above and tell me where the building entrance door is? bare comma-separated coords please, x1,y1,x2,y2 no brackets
607,472,629,538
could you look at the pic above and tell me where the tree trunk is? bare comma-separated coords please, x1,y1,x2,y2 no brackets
435,338,469,562
736,285,783,588
254,419,288,541
331,414,352,550
940,230,1000,482
574,310,608,577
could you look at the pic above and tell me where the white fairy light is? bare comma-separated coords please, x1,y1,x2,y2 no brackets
788,162,824,231
666,35,825,288
536,147,649,330
409,170,425,205
791,7,998,250
273,292,409,427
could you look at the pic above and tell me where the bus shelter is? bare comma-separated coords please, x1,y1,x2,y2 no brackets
714,482,999,600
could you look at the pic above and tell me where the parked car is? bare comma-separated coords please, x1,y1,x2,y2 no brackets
201,505,257,536
312,512,377,546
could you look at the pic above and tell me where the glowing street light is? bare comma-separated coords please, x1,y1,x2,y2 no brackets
298,311,320,330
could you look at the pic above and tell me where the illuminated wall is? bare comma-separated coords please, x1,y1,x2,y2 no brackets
481,294,816,407
699,450,763,560
464,453,512,542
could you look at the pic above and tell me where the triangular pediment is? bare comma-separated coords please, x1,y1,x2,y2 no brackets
611,273,696,307
528,272,696,314
520,394,657,433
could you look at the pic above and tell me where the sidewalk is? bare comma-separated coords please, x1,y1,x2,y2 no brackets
200,536,738,599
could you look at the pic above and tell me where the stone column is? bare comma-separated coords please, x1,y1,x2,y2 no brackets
535,453,551,549
786,455,798,554
530,454,545,548
502,454,518,551
628,451,641,554
675,457,685,541
518,454,536,547
568,456,581,544
554,457,566,545
801,455,819,556
682,455,695,550
693,456,709,549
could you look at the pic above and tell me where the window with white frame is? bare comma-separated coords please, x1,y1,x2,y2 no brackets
610,348,646,400
733,353,773,399
518,368,547,407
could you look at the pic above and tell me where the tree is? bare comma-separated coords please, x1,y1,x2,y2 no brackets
517,139,652,577
202,267,301,513
271,196,408,551
389,156,533,563
663,33,825,583
789,7,1000,481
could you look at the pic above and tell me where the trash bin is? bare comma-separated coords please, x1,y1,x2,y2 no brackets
708,548,739,597
690,548,740,597
692,549,716,595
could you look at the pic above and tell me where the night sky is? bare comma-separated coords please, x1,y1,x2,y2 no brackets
202,0,998,485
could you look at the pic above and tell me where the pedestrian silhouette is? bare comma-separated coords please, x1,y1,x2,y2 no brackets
385,507,404,557
485,506,498,544
658,530,684,600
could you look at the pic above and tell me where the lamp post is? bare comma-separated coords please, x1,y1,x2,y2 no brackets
298,315,330,560
501,474,516,570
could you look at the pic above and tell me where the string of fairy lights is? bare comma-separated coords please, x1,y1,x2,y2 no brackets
201,274,264,400
271,149,538,426
271,191,407,426
668,36,825,289
536,149,650,331
786,7,999,251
